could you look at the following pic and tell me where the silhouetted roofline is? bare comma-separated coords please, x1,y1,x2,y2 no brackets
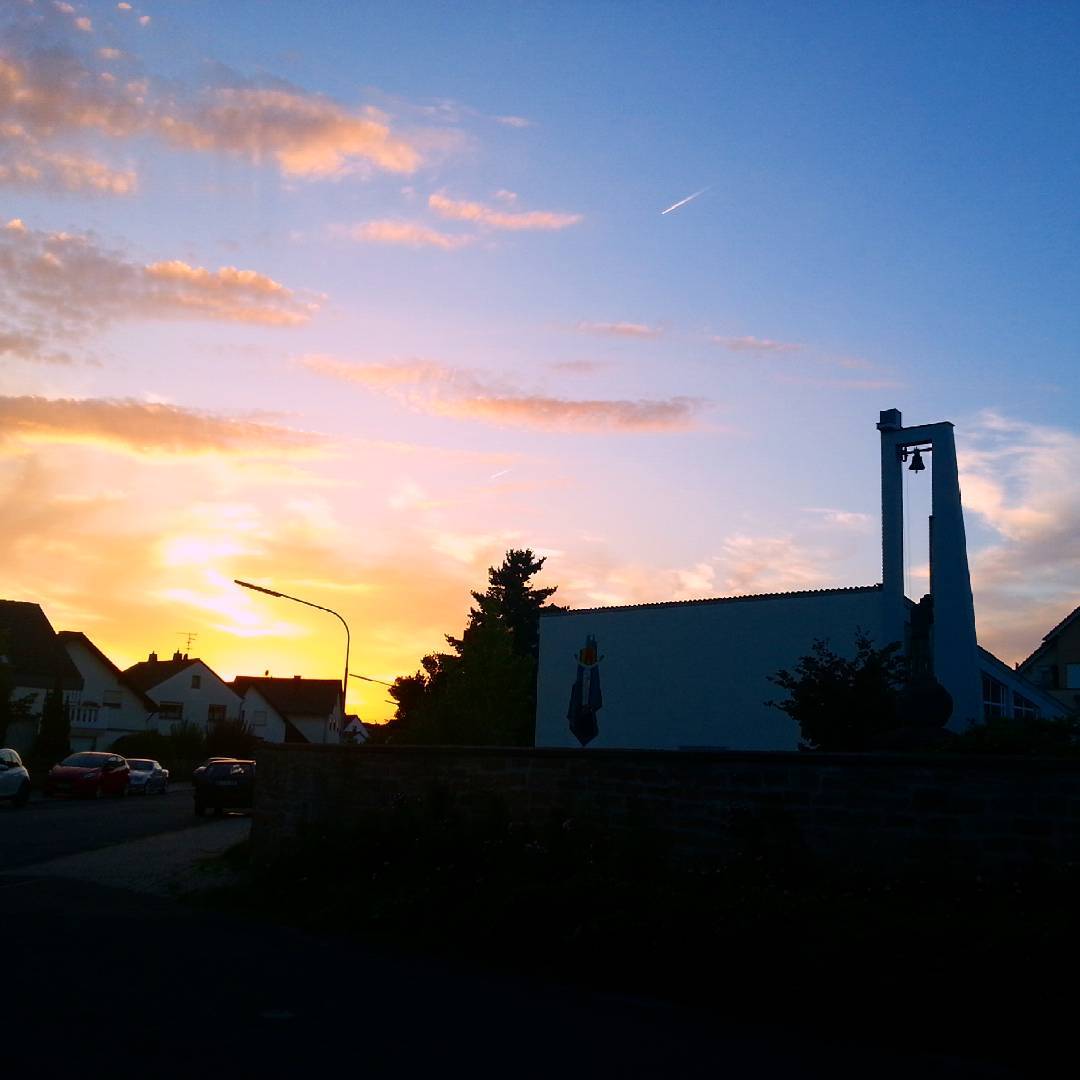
1017,603,1080,671
58,631,158,711
0,599,84,690
540,583,883,617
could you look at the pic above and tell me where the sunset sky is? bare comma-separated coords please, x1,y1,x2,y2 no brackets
2,1,1078,722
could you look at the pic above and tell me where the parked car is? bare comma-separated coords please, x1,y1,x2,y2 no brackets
127,758,169,795
0,748,31,808
45,752,130,798
191,757,235,783
193,758,255,816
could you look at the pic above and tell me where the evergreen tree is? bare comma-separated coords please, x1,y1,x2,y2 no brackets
33,677,71,763
379,549,559,746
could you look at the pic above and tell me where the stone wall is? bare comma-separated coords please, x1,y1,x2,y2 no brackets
251,744,1080,874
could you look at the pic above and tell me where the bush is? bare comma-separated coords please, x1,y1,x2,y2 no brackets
950,713,1080,755
206,718,258,759
767,631,908,750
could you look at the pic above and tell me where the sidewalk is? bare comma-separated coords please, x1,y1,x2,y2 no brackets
1,816,250,896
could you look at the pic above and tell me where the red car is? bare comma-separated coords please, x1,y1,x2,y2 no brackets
45,752,130,798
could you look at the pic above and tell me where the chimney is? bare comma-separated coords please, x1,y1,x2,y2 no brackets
294,675,302,680
148,651,158,662
172,650,183,661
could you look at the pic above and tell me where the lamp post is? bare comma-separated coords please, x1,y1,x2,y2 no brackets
234,579,349,745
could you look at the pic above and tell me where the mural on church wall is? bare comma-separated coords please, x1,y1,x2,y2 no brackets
567,634,603,746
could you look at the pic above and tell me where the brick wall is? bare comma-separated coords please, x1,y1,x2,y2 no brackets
251,744,1080,874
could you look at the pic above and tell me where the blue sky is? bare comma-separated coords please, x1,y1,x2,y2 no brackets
2,1,1077,718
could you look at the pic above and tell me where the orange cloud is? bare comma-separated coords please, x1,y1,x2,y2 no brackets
576,321,663,338
429,191,582,231
160,89,421,177
434,394,699,432
298,355,444,387
0,396,322,459
344,220,472,250
0,222,316,356
299,355,702,433
0,125,137,194
0,38,423,183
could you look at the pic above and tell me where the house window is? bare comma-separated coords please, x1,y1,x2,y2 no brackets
208,704,227,724
982,674,1007,720
102,690,122,709
1066,664,1080,690
75,703,100,727
191,674,202,689
159,701,183,721
252,710,267,728
1013,692,1040,722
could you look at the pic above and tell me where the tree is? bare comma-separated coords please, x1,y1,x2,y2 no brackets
448,549,559,660
767,631,908,751
33,677,71,764
0,631,33,747
378,549,559,746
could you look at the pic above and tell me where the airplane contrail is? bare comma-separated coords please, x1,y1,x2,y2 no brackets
489,468,512,480
660,186,710,215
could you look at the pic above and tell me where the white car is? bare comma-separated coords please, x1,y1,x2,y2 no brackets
126,758,170,795
0,748,31,808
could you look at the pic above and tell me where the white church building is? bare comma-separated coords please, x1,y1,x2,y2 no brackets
535,409,1064,751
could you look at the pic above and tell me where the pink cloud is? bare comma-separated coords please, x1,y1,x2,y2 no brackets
429,191,582,231
575,321,663,339
712,335,802,353
344,220,472,250
299,355,701,433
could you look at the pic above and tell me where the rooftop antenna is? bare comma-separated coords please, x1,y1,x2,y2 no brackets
178,631,198,654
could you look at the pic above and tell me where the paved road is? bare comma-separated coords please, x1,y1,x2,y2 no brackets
0,875,1016,1078
0,788,1021,1077
0,782,232,871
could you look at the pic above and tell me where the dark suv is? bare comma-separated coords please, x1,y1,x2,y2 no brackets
193,758,255,816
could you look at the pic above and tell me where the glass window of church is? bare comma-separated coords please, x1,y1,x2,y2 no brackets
1012,692,1039,722
982,674,1007,720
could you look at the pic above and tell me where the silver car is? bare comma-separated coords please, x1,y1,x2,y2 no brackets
126,758,169,795
0,748,31,808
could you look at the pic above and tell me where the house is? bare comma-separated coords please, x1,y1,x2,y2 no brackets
1017,605,1080,713
980,645,1069,723
342,714,369,744
536,409,1062,751
57,632,159,752
0,599,84,754
123,651,240,735
230,676,343,744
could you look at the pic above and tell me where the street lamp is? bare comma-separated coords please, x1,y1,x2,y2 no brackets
234,579,350,745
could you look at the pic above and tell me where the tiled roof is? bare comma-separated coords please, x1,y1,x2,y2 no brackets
58,631,158,710
542,583,883,617
122,656,199,692
0,599,84,691
231,676,341,718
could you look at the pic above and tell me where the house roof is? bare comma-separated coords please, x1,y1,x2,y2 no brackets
0,600,84,691
1018,603,1080,671
977,646,1067,717
57,631,158,710
122,656,200,692
541,583,883,617
230,676,341,719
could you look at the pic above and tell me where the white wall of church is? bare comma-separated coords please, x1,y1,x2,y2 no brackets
535,589,888,751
